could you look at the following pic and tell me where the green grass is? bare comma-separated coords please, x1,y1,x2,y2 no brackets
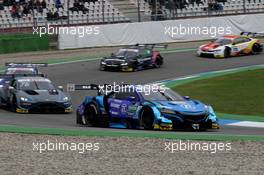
173,69,264,117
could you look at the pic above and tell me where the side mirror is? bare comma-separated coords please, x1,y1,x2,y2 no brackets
57,86,63,91
184,96,190,100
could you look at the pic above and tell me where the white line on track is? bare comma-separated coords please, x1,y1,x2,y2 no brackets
226,121,264,128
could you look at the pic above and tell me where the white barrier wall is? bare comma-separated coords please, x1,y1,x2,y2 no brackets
58,14,264,49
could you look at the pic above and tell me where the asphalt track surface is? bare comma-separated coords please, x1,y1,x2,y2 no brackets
0,51,264,136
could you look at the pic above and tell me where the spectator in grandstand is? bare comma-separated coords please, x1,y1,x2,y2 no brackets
175,0,188,9
55,0,63,9
0,0,4,10
53,10,59,20
22,3,30,15
47,10,53,20
10,4,21,18
36,0,46,13
70,0,88,14
4,0,12,6
166,0,176,18
46,9,61,21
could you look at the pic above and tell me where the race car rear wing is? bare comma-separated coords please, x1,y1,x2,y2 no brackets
134,44,168,49
240,32,264,38
0,74,45,78
5,63,48,67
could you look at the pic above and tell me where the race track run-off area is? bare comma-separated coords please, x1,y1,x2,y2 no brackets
0,50,263,137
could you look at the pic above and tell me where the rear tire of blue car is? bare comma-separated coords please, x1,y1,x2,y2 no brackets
84,102,99,126
76,111,82,124
141,107,154,130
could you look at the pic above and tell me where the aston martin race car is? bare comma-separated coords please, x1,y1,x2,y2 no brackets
0,76,72,113
100,44,167,71
74,84,219,130
0,63,48,86
197,32,263,58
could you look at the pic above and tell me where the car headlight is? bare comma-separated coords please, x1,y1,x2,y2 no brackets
20,97,32,102
121,63,128,66
101,61,106,65
204,105,210,115
160,108,175,114
63,96,70,102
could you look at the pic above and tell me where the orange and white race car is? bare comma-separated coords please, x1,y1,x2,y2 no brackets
197,32,263,58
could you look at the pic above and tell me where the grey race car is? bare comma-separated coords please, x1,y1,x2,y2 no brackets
0,76,72,113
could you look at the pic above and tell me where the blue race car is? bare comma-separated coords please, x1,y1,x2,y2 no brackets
75,84,219,130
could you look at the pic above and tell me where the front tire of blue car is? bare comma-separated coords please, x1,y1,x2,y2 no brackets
141,107,154,130
84,102,99,126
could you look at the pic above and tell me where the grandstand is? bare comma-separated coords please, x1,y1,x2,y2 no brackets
0,0,264,29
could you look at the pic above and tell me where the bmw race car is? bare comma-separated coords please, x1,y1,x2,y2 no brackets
100,44,167,72
197,32,263,58
0,75,72,113
0,63,48,86
75,84,219,130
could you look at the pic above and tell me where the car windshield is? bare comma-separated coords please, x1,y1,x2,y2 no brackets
18,79,55,90
5,68,36,75
142,88,184,101
214,38,232,45
114,49,138,59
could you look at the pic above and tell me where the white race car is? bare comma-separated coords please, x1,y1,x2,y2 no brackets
197,33,263,58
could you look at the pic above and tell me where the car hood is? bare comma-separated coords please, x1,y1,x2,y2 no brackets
154,100,207,115
18,90,67,102
200,42,220,51
103,57,126,63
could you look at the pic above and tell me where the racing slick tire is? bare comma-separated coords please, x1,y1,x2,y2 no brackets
132,61,139,72
251,43,261,55
0,97,3,107
11,96,18,112
140,107,154,130
154,55,163,68
76,110,82,124
223,47,231,58
84,101,99,126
